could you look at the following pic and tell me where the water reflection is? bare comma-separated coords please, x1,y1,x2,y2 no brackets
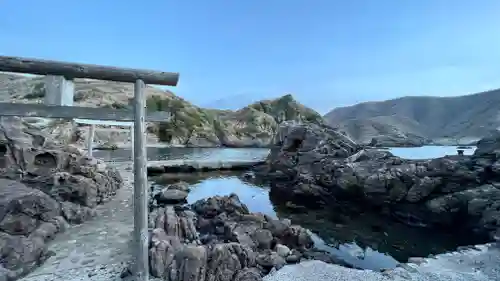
153,172,276,217
102,146,485,271
151,171,481,271
271,202,469,269
95,147,270,162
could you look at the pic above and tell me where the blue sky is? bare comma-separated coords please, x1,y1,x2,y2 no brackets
2,1,500,114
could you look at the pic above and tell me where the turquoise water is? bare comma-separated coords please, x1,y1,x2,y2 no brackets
99,146,481,271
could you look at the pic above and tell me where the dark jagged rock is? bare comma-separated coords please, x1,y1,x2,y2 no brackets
256,121,360,183
148,194,320,281
474,130,500,158
255,121,500,240
0,179,61,236
0,117,123,280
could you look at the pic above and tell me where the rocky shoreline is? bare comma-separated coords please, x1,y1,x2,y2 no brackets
251,121,500,241
3,114,500,281
0,117,123,280
147,179,357,281
147,160,266,175
264,242,500,281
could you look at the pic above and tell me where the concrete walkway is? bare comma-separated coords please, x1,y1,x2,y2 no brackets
20,162,138,281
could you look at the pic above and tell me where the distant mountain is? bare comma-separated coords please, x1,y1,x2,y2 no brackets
324,89,500,146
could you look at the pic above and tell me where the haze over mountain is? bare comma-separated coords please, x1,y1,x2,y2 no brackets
202,93,283,111
324,88,500,146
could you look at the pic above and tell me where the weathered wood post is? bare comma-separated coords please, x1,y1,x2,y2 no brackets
87,124,95,157
131,126,135,160
133,79,148,280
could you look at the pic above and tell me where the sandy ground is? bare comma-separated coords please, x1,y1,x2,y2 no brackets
19,162,146,281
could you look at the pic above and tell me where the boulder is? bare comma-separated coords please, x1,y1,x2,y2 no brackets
0,179,60,236
275,244,291,257
168,181,191,192
156,188,189,204
0,179,68,275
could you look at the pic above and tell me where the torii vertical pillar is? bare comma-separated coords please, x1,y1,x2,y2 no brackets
133,79,148,281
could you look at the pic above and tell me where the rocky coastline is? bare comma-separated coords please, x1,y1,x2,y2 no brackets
3,111,500,281
146,179,359,281
0,117,123,280
144,119,500,280
251,121,500,241
0,116,355,281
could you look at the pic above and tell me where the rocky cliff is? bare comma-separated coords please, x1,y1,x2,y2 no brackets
324,89,500,146
0,74,324,148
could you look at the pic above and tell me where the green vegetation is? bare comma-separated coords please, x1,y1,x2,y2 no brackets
24,82,46,99
2,76,327,147
248,94,324,125
145,93,326,145
146,95,218,143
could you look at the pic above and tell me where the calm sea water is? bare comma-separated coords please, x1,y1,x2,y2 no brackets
388,145,476,159
95,147,270,162
95,145,481,271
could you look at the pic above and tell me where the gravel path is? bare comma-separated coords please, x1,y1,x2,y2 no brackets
19,162,145,281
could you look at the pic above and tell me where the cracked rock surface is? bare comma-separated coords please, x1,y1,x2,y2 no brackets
0,117,123,280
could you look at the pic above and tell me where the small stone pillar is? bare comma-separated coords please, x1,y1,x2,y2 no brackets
44,75,74,106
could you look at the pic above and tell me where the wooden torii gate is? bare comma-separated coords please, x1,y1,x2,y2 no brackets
0,55,179,281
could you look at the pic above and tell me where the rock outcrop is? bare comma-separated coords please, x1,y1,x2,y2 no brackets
0,74,325,148
254,121,500,240
148,193,336,281
146,93,325,148
0,117,123,280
